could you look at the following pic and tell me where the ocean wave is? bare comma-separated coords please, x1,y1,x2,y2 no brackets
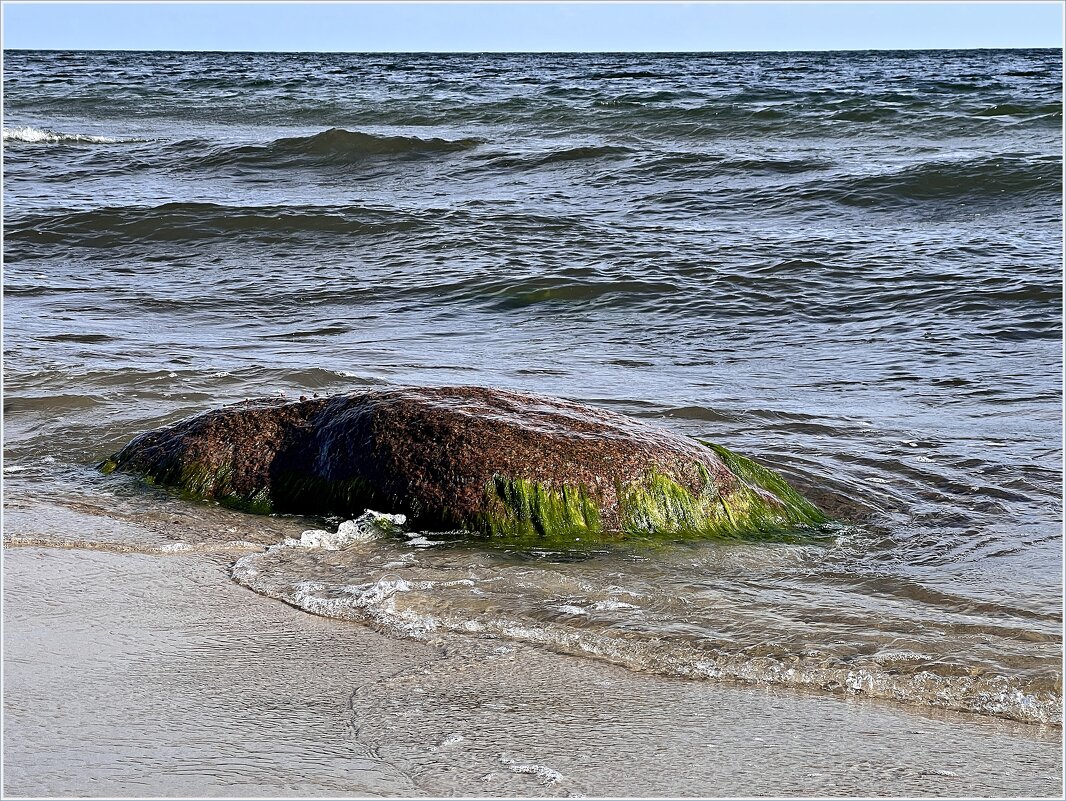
231,545,1063,727
588,70,662,79
5,202,425,246
829,155,1061,205
631,152,832,179
2,125,121,144
973,102,1062,118
530,144,635,165
828,107,901,123
196,127,482,168
474,276,681,310
716,155,1066,211
592,90,701,106
471,144,636,171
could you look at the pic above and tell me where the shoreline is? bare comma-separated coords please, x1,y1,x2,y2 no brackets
3,542,1062,798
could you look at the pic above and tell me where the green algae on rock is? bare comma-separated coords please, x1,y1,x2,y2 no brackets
103,385,827,543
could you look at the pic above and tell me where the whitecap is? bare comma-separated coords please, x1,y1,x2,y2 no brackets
3,125,119,144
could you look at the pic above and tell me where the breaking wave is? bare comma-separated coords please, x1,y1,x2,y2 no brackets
230,530,1064,728
3,125,121,144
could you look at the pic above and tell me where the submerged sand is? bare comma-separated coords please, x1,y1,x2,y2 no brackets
3,541,1062,798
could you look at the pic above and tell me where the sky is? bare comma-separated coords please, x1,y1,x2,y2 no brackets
2,2,1063,53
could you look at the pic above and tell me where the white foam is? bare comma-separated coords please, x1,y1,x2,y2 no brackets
292,510,407,550
499,755,564,786
403,529,446,548
604,585,645,599
404,535,441,548
255,573,441,639
554,604,588,616
3,125,118,144
231,552,261,580
591,599,638,611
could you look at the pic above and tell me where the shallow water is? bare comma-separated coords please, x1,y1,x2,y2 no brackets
6,546,1062,798
3,49,1063,727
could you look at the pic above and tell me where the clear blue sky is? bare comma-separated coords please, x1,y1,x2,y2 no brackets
2,2,1062,53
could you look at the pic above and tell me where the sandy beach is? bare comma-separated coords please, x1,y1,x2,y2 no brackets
3,501,1062,798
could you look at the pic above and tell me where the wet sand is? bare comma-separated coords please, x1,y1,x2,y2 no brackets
3,543,1062,798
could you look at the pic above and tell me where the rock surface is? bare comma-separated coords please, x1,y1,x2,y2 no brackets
102,385,826,543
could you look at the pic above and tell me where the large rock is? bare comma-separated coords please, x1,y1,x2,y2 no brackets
102,385,826,543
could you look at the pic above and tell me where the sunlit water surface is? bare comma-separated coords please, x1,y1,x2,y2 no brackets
3,49,1062,727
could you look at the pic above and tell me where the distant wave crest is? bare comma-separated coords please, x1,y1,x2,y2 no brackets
2,125,120,144
198,127,482,168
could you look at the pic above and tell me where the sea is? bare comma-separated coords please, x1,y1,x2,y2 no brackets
3,48,1063,734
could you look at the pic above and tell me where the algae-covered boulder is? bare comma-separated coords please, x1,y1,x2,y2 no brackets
102,385,826,543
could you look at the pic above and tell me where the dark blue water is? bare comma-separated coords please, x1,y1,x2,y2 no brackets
3,49,1062,724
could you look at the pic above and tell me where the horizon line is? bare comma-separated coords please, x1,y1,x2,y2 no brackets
5,45,1061,54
